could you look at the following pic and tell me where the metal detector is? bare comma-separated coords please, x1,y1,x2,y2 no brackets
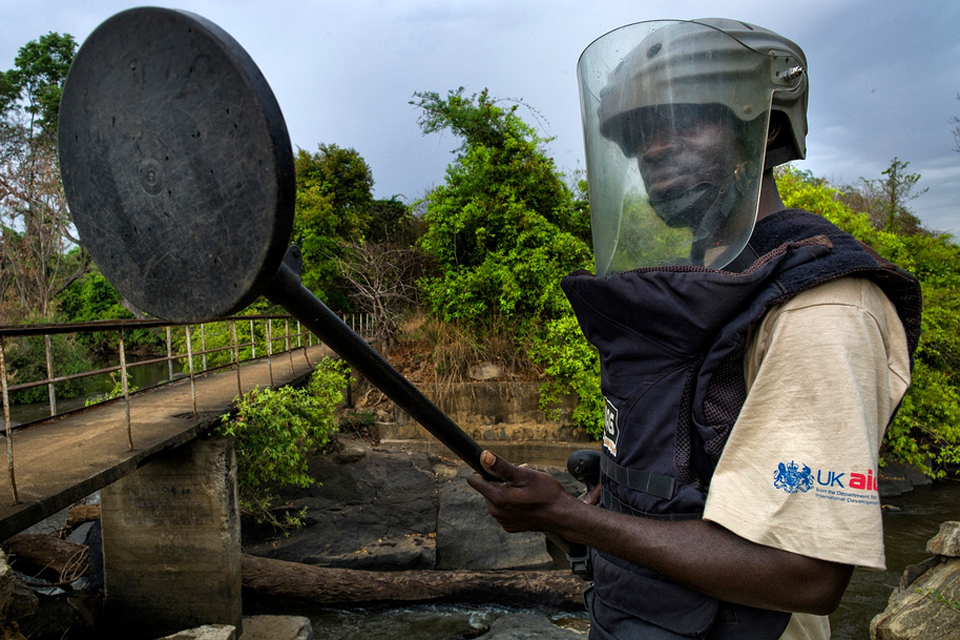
57,7,492,477
58,8,601,574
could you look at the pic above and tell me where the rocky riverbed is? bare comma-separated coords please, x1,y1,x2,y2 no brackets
1,432,957,639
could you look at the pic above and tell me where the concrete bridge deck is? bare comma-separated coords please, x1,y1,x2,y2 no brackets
0,344,328,541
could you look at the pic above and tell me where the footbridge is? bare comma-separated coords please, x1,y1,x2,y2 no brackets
0,315,343,637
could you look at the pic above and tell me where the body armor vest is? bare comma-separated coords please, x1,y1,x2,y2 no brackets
560,210,921,639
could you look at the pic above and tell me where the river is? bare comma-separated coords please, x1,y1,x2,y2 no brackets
247,475,960,639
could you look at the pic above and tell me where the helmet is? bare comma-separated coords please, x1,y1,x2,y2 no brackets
578,19,807,273
598,18,808,168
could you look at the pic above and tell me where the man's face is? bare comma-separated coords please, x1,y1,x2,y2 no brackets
631,104,745,228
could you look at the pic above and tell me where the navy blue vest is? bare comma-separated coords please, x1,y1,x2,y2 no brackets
561,210,921,639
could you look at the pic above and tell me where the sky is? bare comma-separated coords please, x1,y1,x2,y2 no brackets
3,0,959,234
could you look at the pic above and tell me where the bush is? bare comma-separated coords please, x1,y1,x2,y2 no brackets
218,357,353,527
778,166,960,477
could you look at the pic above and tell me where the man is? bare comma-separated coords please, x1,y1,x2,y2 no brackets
467,18,921,640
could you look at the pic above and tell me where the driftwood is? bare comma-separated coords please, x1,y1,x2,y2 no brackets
2,534,89,584
65,504,101,529
241,554,586,610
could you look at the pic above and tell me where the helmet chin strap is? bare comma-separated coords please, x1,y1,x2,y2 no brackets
649,161,759,267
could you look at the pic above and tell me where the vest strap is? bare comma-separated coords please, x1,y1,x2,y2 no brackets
601,486,701,521
601,454,677,500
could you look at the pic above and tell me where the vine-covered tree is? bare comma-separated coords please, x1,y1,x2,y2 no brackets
412,88,600,431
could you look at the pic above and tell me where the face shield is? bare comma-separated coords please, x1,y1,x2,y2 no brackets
578,19,805,273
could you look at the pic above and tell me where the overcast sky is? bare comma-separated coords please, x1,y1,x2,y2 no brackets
3,0,959,234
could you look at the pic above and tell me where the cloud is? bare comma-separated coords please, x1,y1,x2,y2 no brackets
2,0,958,229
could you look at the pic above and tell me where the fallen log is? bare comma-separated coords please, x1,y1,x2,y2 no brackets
241,554,585,610
2,534,89,582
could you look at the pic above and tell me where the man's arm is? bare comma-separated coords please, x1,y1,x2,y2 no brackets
466,450,853,615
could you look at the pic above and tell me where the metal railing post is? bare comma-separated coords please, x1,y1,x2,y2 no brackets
231,320,241,397
266,319,274,387
44,334,57,418
285,319,293,370
119,328,133,450
185,325,198,418
249,319,256,360
0,337,19,504
301,318,311,367
201,323,208,372
166,326,174,381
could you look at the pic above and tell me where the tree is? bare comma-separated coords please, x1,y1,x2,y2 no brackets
412,88,591,327
412,88,601,433
334,241,424,350
365,196,418,245
840,157,928,235
292,144,374,308
5,32,76,136
0,32,86,322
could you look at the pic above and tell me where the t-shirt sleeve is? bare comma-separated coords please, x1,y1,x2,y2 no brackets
702,277,911,570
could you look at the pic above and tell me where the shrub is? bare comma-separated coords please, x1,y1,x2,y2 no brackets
218,357,353,527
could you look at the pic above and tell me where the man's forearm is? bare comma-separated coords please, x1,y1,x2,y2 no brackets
552,497,852,615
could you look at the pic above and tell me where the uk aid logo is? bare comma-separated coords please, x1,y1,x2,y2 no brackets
773,460,879,506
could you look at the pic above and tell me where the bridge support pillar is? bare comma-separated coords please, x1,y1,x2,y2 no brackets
100,436,242,638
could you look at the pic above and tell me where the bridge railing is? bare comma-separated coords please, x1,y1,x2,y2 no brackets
0,313,372,503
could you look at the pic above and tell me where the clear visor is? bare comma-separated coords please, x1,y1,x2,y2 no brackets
578,20,784,273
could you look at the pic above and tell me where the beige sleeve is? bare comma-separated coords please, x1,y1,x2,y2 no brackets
702,277,911,570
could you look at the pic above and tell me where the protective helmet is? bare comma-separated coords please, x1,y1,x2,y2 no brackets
578,19,807,273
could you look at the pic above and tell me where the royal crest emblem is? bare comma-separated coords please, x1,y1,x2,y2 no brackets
773,460,814,494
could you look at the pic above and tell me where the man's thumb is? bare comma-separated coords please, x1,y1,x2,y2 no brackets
480,450,507,480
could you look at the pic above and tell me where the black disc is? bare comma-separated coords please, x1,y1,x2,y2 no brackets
58,7,295,323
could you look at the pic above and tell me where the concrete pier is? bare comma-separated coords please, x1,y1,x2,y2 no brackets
100,437,242,638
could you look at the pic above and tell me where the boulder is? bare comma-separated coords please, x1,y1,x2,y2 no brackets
243,435,583,573
154,625,235,640
243,441,439,570
436,463,555,570
878,462,933,498
475,613,582,640
927,521,960,557
240,615,312,640
870,521,960,640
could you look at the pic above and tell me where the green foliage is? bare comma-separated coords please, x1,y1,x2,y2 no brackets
293,144,375,308
778,166,960,477
2,333,92,404
528,315,603,436
2,31,76,134
218,358,352,527
412,88,599,430
84,371,138,406
366,197,418,245
57,268,162,357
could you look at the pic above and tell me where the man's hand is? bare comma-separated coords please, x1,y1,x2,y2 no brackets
465,450,577,534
